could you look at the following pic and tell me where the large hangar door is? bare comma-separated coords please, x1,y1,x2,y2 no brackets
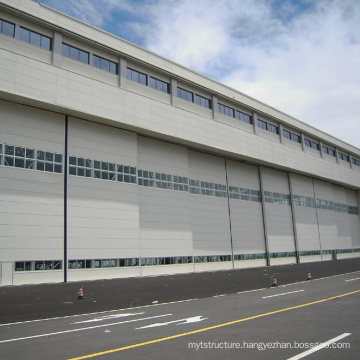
260,167,297,265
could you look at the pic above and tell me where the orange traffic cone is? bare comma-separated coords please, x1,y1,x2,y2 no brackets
77,285,84,299
307,271,312,280
272,275,278,287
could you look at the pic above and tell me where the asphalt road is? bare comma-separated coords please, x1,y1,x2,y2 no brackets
1,268,359,360
0,257,359,324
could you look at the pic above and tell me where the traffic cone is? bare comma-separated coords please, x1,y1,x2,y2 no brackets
272,275,278,287
77,285,84,299
307,271,312,280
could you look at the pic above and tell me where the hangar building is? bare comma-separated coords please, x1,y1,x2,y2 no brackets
0,0,359,285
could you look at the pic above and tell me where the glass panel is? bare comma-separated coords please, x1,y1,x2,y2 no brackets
25,148,34,158
101,58,109,71
30,32,41,47
69,46,79,60
69,156,76,165
15,158,25,168
37,150,45,160
2,21,15,37
5,145,14,155
55,154,63,163
41,36,51,50
93,55,101,68
19,27,30,42
45,162,53,172
54,164,62,173
4,156,14,166
26,159,34,169
45,152,54,162
79,50,88,63
36,161,44,171
62,43,70,56
109,62,117,74
15,147,25,157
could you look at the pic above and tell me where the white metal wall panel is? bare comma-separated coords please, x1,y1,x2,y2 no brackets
138,137,192,257
0,102,64,264
67,118,140,261
290,174,321,252
188,151,231,256
227,161,265,255
313,180,338,252
261,168,296,261
347,189,360,251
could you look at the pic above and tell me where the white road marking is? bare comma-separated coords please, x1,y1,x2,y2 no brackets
237,288,267,295
286,333,351,360
0,298,198,327
213,294,226,298
71,312,144,324
345,277,360,282
262,290,304,299
135,316,208,330
0,314,172,344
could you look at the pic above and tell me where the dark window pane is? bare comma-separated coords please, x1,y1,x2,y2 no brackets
41,36,51,50
15,158,25,168
101,58,109,71
55,154,63,163
37,150,45,160
79,51,88,64
15,147,25,157
45,162,53,172
2,20,15,37
109,62,117,74
69,46,78,60
36,161,44,171
19,27,30,42
62,43,69,57
93,55,101,68
45,152,54,162
5,145,14,155
30,32,41,47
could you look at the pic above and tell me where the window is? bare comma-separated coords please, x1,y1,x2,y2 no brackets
257,119,267,130
62,43,89,64
235,111,252,124
69,155,137,184
329,148,335,157
352,158,360,167
127,67,147,85
19,27,52,50
218,103,234,117
138,169,188,192
0,143,62,173
177,87,193,102
150,77,170,93
304,139,311,147
268,123,279,134
15,260,62,271
338,152,349,162
322,146,329,154
292,134,301,143
312,141,320,151
0,19,15,37
93,55,117,74
283,130,291,139
195,94,211,109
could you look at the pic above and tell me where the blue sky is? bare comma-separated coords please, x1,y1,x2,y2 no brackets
33,0,360,148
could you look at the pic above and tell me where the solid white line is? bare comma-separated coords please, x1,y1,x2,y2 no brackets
0,314,172,344
286,333,351,360
262,290,304,299
0,298,198,327
345,277,360,282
